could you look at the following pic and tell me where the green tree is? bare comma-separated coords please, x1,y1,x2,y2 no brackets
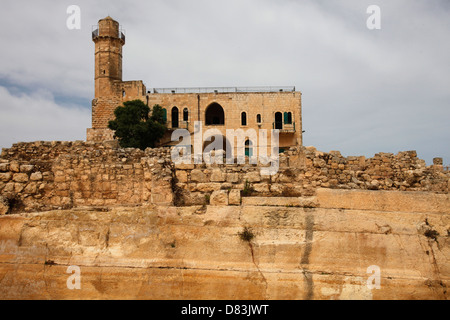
108,100,167,150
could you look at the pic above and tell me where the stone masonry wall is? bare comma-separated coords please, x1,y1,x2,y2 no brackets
174,146,449,206
0,141,448,214
0,141,173,214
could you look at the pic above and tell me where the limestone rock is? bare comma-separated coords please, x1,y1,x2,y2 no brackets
0,172,12,182
20,165,34,173
175,170,188,183
210,169,225,182
9,162,20,173
0,191,448,300
244,171,261,183
30,172,43,181
13,173,29,183
228,189,241,205
210,190,229,206
0,163,9,172
190,169,206,183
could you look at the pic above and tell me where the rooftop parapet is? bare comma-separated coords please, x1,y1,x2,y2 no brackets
150,86,296,94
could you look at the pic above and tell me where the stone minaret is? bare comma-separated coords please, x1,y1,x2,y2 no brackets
88,16,125,141
93,16,124,98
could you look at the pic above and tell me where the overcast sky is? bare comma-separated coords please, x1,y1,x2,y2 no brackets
0,0,449,164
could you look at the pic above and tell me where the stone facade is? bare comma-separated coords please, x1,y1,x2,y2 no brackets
87,16,302,153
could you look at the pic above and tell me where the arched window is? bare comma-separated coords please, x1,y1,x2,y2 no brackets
183,108,189,122
245,140,253,157
205,103,225,125
172,107,179,128
241,112,247,126
275,112,283,129
256,114,262,124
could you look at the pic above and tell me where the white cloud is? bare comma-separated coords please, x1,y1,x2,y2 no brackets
0,86,90,150
0,0,448,165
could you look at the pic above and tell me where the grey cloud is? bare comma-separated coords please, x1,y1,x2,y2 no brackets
0,0,448,164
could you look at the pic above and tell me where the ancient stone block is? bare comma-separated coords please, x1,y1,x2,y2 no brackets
276,173,292,183
20,165,34,173
253,183,270,193
0,163,9,172
175,170,188,183
190,169,206,183
30,172,43,181
226,173,239,183
14,183,24,193
270,183,284,194
24,183,37,194
433,157,443,165
210,169,225,182
0,172,12,182
3,183,14,193
210,190,229,206
9,162,20,173
228,189,241,205
244,171,261,183
195,183,222,192
13,173,29,183
175,163,195,170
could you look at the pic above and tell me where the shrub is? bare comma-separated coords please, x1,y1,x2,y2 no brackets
241,180,255,197
108,101,167,150
238,227,255,243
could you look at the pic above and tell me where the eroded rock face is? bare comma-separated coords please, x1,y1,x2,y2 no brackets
0,189,448,300
0,142,448,299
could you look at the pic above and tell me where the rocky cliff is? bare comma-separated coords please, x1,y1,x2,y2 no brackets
0,188,448,299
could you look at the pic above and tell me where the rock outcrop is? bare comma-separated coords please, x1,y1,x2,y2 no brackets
0,189,448,299
0,141,448,299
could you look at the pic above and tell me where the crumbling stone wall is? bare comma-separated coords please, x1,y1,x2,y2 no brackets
173,146,449,206
0,141,448,213
0,141,173,213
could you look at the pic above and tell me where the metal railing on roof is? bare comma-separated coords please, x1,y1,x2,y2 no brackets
91,26,125,42
151,86,295,94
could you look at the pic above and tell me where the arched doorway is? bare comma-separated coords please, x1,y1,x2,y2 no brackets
203,135,231,154
172,107,179,128
205,103,225,125
275,112,283,129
